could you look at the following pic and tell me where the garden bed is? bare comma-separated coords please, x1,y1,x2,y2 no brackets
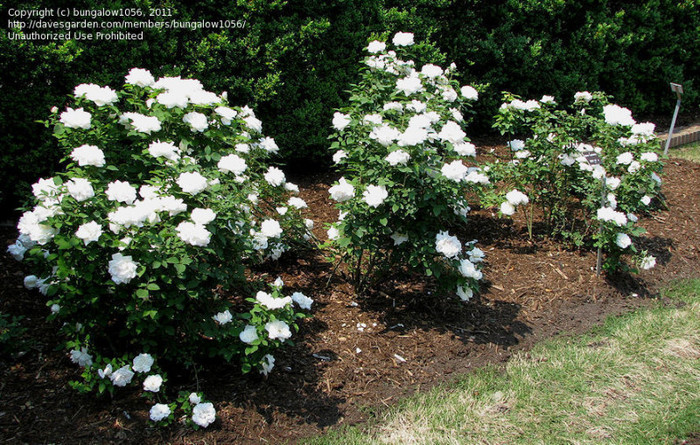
1,147,699,444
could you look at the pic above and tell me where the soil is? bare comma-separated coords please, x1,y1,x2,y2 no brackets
1,143,699,444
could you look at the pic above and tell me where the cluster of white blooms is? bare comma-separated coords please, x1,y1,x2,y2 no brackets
500,189,529,216
501,98,540,112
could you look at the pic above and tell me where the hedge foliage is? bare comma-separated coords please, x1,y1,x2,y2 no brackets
1,0,698,217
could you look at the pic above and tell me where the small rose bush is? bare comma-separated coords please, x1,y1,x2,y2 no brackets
486,91,662,272
9,69,314,384
327,32,487,298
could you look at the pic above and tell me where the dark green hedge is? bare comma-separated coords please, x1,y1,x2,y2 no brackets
1,0,698,217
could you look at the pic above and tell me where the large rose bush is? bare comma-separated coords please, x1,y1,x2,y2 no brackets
486,91,662,272
326,32,487,298
8,69,314,389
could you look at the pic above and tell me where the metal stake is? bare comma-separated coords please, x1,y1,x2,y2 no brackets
596,176,606,277
664,83,684,156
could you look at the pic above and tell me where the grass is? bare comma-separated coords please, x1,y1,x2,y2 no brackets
670,141,700,162
305,279,700,444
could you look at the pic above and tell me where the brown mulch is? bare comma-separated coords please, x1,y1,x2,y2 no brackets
1,147,699,444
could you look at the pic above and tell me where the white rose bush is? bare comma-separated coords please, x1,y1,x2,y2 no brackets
326,33,487,298
487,91,663,272
10,69,314,418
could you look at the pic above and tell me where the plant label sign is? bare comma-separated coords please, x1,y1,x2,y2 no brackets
583,151,602,165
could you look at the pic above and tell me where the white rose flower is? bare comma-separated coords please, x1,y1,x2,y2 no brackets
176,221,211,246
383,101,404,112
540,95,556,104
110,365,135,387
291,292,313,310
260,354,275,376
500,201,515,216
460,85,479,101
615,233,632,249
70,347,93,367
149,403,171,422
597,207,628,226
392,32,414,46
441,86,458,102
97,364,113,379
441,160,468,182
435,231,461,259
329,177,355,202
641,195,652,206
454,142,476,157
616,152,634,165
106,180,137,204
258,219,282,239
189,393,202,404
363,113,383,126
66,178,95,202
640,152,658,162
457,286,473,302
60,107,91,129
396,75,423,95
256,291,292,310
641,255,656,270
24,275,38,289
603,104,636,126
458,259,483,280
628,161,641,173
183,112,209,132
214,106,237,125
399,126,428,146
363,184,388,208
192,402,216,428
386,149,410,166
70,144,105,167
438,121,466,144
264,166,286,187
332,150,347,164
370,124,402,146
391,232,409,246
125,68,155,87
75,221,102,245
121,112,161,134
132,353,154,373
108,253,139,285
217,153,247,175
606,177,621,190
239,325,259,344
367,40,386,53
574,91,593,103
288,197,307,209
332,112,351,131
421,64,443,78
177,171,208,195
156,90,188,108
265,320,292,340
505,189,529,206
143,374,163,392
148,141,180,161
74,83,119,106
243,115,263,132
327,226,340,240
255,137,278,154
191,208,216,225
212,309,233,325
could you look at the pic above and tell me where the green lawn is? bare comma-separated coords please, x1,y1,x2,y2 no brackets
670,141,700,163
306,279,700,444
